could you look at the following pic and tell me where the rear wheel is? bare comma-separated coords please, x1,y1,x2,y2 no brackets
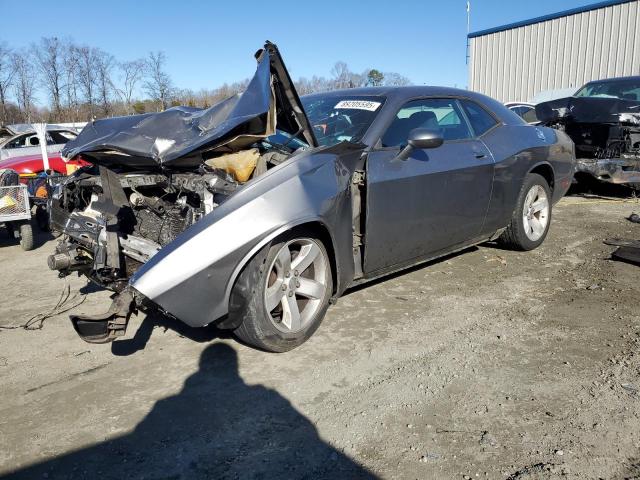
231,232,333,352
498,173,552,251
19,222,34,251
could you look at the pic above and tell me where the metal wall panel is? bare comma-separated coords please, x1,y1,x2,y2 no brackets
469,0,640,102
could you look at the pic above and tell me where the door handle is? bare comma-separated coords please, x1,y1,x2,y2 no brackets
474,152,487,159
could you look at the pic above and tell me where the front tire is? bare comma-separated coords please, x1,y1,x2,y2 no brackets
498,173,552,251
231,232,333,352
19,222,34,251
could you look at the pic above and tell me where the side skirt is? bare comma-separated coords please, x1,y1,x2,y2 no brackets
348,234,497,289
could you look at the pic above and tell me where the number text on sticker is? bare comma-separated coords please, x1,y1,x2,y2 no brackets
334,100,382,111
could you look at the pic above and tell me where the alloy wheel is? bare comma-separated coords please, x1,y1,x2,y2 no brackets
264,238,329,333
522,184,549,241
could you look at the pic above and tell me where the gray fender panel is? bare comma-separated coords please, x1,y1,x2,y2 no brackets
130,151,355,328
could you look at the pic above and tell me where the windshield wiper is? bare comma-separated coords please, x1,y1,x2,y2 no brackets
282,127,304,149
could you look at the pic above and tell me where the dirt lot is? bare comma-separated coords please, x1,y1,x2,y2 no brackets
1,194,640,480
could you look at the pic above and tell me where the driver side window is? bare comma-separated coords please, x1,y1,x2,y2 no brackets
5,134,31,149
381,98,471,147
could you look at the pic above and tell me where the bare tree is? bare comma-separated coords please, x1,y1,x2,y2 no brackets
0,42,15,124
116,59,145,114
76,45,98,119
310,75,331,93
295,76,326,95
0,37,415,123
331,61,351,89
94,49,115,116
144,51,173,111
62,43,81,121
384,72,412,86
32,37,65,119
12,51,36,122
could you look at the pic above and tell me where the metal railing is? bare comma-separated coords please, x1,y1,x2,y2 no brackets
0,185,31,222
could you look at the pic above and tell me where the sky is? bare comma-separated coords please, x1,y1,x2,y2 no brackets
0,0,602,98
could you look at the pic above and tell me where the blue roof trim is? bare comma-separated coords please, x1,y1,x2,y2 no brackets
468,0,636,38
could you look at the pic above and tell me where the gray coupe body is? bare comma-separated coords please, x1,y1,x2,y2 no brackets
134,86,574,329
49,43,575,350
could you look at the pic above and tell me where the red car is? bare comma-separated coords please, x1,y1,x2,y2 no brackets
0,153,90,232
0,152,89,179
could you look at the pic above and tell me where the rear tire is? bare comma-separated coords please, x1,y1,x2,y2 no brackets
231,231,333,352
19,222,34,251
498,173,552,251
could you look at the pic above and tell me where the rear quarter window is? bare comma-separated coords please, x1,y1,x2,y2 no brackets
521,108,539,124
460,100,498,136
50,131,77,144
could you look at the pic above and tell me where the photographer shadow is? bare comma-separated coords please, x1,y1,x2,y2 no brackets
7,343,375,479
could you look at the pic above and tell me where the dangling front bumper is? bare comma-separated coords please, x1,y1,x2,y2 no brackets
70,289,136,344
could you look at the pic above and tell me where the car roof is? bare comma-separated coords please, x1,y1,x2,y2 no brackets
505,102,534,107
582,75,640,86
302,86,524,128
303,85,488,100
0,124,76,136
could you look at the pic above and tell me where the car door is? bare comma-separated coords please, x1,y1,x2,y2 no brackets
363,98,495,274
1,133,41,160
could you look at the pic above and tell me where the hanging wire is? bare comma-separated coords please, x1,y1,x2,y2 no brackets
0,277,87,331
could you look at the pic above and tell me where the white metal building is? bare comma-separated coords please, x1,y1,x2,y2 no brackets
468,0,640,102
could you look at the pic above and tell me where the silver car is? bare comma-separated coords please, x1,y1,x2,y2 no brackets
49,42,575,352
0,124,78,160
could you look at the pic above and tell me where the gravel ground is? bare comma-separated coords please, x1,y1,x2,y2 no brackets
1,194,640,480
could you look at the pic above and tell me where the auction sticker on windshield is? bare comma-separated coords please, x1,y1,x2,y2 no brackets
334,100,382,111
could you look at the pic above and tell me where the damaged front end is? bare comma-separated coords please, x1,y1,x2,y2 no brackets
49,41,316,343
49,165,242,342
49,166,239,288
536,93,640,187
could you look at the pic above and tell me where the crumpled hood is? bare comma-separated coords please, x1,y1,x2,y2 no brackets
536,95,640,125
62,42,317,170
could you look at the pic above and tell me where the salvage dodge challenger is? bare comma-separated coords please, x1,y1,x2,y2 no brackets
536,75,640,188
49,42,575,352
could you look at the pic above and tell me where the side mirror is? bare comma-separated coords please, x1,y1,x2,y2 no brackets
396,128,443,161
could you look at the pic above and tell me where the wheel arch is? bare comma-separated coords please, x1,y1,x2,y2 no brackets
289,221,339,297
528,162,555,192
222,218,340,326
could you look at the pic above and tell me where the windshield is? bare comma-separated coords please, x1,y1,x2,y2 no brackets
575,78,640,101
300,95,385,147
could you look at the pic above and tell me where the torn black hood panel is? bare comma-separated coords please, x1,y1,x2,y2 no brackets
536,96,640,125
62,42,317,170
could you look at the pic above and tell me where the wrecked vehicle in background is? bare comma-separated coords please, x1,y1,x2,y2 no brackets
0,152,89,178
49,42,575,352
536,76,640,188
505,102,540,124
0,124,78,161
